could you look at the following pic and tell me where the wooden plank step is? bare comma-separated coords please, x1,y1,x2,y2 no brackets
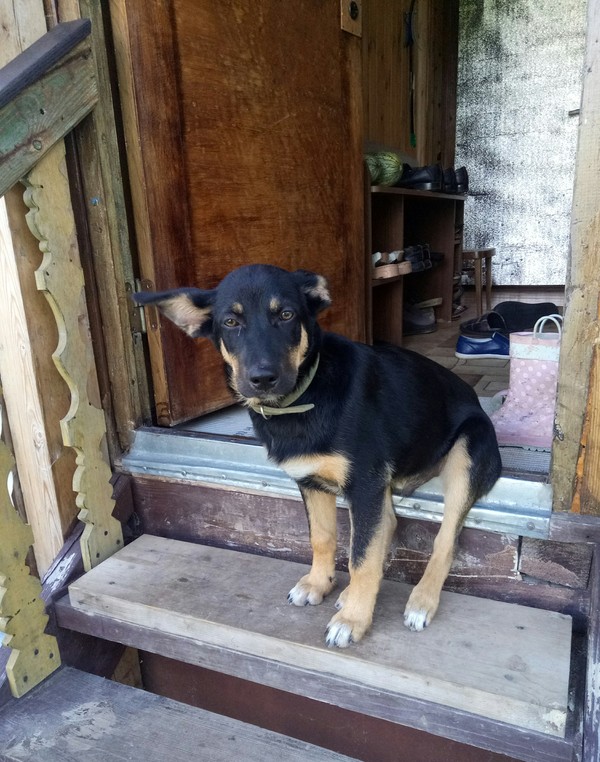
0,666,357,761
64,535,573,740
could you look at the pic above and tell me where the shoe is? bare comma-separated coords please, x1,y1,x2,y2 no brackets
455,166,469,193
403,244,434,272
455,332,509,359
403,304,437,335
459,301,560,338
395,164,442,191
442,167,458,193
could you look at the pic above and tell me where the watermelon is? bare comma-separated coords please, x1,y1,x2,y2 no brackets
364,153,382,184
374,151,402,186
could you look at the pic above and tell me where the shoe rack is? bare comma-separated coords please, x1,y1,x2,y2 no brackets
367,185,465,345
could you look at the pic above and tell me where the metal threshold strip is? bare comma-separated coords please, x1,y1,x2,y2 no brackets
120,428,552,539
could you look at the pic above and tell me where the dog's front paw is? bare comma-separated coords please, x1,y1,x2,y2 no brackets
288,573,336,607
403,586,440,632
325,610,370,648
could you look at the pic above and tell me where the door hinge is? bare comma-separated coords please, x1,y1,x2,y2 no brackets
127,279,152,335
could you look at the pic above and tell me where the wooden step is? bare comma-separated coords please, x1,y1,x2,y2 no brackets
0,666,357,761
59,535,575,759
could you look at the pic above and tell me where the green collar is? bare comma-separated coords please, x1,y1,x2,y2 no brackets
248,355,320,419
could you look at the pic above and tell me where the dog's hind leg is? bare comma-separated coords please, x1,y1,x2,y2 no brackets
288,489,338,606
325,487,397,648
403,435,474,632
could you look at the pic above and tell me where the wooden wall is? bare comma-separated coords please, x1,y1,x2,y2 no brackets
362,0,459,167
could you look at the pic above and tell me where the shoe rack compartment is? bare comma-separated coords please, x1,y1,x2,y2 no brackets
368,187,465,344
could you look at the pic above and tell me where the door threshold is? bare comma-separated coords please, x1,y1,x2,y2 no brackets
120,409,553,540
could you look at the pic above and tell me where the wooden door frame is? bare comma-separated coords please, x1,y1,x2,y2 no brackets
552,0,600,516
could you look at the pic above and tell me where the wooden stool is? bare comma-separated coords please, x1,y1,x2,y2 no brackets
462,247,496,316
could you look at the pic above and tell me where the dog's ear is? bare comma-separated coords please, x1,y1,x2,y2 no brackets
292,270,331,315
132,287,216,338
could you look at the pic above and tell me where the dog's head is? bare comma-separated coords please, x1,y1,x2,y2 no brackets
134,265,330,404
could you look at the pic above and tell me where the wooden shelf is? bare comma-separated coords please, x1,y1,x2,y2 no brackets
371,185,467,201
367,185,465,343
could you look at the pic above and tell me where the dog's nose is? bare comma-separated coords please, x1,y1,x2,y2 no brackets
248,367,279,391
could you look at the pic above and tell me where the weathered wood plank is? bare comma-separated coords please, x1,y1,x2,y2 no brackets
0,197,64,572
0,0,65,575
0,666,358,761
129,476,590,628
0,36,97,196
55,593,579,762
519,538,593,589
0,20,90,108
55,0,151,452
68,534,572,738
3,185,79,538
141,652,524,762
549,511,600,544
553,0,600,514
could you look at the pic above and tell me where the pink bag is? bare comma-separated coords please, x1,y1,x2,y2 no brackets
490,315,563,449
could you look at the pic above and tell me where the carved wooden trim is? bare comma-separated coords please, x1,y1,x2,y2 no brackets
22,142,123,570
0,389,61,698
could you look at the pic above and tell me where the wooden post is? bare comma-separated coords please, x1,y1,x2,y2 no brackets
22,142,123,569
553,0,600,514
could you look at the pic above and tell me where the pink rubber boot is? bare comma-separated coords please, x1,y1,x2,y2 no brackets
490,316,562,449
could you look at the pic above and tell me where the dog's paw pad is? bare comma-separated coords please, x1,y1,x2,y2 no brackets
325,621,354,649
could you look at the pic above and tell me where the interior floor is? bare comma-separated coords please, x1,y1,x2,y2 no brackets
403,285,565,397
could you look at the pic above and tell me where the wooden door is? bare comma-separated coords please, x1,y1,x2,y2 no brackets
110,0,365,425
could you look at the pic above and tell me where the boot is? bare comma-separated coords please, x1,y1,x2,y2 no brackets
490,316,562,449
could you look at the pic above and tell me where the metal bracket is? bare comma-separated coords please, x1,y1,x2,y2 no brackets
341,0,362,37
126,279,151,335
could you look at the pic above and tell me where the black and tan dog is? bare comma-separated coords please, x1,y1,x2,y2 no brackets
134,264,502,648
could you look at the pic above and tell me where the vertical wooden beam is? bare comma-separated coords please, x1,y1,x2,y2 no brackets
553,0,600,514
23,142,123,569
0,0,67,577
0,388,61,698
56,0,151,451
0,199,65,573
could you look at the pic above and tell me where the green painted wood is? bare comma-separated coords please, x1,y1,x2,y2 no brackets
0,21,91,109
0,32,97,196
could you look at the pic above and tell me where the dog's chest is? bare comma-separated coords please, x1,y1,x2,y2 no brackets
279,453,350,494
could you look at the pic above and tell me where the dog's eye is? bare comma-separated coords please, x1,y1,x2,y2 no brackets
280,310,294,321
223,317,239,328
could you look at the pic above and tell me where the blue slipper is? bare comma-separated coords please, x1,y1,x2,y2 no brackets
455,332,510,359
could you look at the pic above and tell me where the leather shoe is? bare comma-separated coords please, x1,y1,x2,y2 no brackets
395,164,442,191
442,167,458,193
455,332,509,359
455,166,469,193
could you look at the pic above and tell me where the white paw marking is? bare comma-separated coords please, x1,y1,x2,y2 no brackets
287,583,323,606
403,608,429,632
325,621,353,648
